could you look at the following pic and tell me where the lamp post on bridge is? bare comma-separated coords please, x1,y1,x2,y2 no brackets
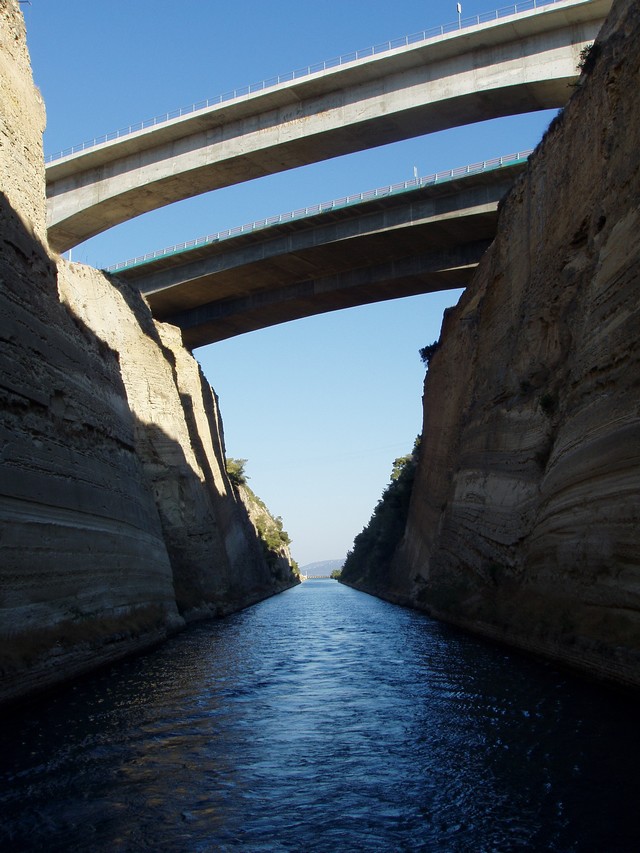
457,3,462,28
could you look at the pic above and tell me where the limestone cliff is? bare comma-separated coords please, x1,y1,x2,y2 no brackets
238,482,301,587
56,263,299,620
0,0,297,705
345,0,640,687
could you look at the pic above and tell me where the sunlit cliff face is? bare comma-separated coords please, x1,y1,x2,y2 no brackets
352,0,640,688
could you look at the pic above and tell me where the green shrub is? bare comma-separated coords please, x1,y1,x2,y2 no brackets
577,42,599,76
341,436,420,587
419,341,440,367
226,457,248,486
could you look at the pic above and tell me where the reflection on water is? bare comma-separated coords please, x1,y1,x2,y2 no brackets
0,580,639,851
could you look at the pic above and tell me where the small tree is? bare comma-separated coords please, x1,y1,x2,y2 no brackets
577,42,599,76
391,454,412,481
419,340,440,367
341,437,421,587
226,457,248,487
391,436,421,481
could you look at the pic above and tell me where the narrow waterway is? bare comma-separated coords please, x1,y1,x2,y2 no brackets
1,580,638,852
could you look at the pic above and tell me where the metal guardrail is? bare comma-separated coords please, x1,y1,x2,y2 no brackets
46,0,561,164
105,150,532,273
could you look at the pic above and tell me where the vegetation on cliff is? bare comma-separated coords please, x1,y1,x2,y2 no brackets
225,457,249,487
341,438,420,589
418,340,441,367
353,0,640,688
0,0,300,704
227,458,299,580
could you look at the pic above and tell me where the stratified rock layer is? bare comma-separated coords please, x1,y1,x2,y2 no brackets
350,0,640,687
56,263,296,621
0,0,297,705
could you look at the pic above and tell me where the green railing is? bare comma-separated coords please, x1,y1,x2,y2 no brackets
106,150,532,274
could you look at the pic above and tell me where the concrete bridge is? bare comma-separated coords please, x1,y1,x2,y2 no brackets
45,0,610,254
111,154,528,347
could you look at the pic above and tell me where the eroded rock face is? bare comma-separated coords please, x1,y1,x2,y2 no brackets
57,263,299,619
239,483,301,590
0,5,183,702
383,0,640,686
0,0,46,241
0,0,296,705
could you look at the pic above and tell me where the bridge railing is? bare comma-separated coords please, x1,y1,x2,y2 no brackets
46,0,561,164
105,150,533,273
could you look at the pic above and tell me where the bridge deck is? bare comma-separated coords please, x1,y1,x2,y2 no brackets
113,158,527,347
45,0,610,252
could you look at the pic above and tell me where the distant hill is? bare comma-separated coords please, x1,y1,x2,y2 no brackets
300,559,344,576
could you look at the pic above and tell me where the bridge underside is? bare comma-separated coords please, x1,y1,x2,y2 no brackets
116,164,522,347
166,242,485,348
45,0,610,252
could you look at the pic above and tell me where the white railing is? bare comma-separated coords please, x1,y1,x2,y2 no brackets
106,150,532,273
46,0,560,164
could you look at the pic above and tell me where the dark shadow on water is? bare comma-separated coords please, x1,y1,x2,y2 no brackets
2,581,638,852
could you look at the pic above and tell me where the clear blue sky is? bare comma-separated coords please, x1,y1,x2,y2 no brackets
23,0,557,567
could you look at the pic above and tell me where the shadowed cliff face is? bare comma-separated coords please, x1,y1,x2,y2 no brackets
56,261,298,622
0,0,297,705
0,183,185,704
350,0,640,687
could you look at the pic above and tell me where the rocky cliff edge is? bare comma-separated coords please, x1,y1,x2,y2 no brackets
345,0,640,688
0,0,298,705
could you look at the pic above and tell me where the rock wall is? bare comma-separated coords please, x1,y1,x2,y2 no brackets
239,483,301,587
350,0,640,687
0,1,297,705
56,263,297,621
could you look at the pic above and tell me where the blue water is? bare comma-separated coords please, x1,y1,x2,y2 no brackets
0,580,638,851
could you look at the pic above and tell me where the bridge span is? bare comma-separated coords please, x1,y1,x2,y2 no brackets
112,155,527,348
45,0,610,253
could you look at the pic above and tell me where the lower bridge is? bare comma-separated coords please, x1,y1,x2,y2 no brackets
110,153,529,347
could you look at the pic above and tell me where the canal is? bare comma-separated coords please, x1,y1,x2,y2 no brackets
0,579,638,851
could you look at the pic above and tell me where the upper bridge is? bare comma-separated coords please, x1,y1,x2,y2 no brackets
45,0,610,253
111,154,527,348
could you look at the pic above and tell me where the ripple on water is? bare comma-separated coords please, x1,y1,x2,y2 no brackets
1,580,639,852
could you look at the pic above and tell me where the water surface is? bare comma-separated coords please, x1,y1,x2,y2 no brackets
1,580,638,851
